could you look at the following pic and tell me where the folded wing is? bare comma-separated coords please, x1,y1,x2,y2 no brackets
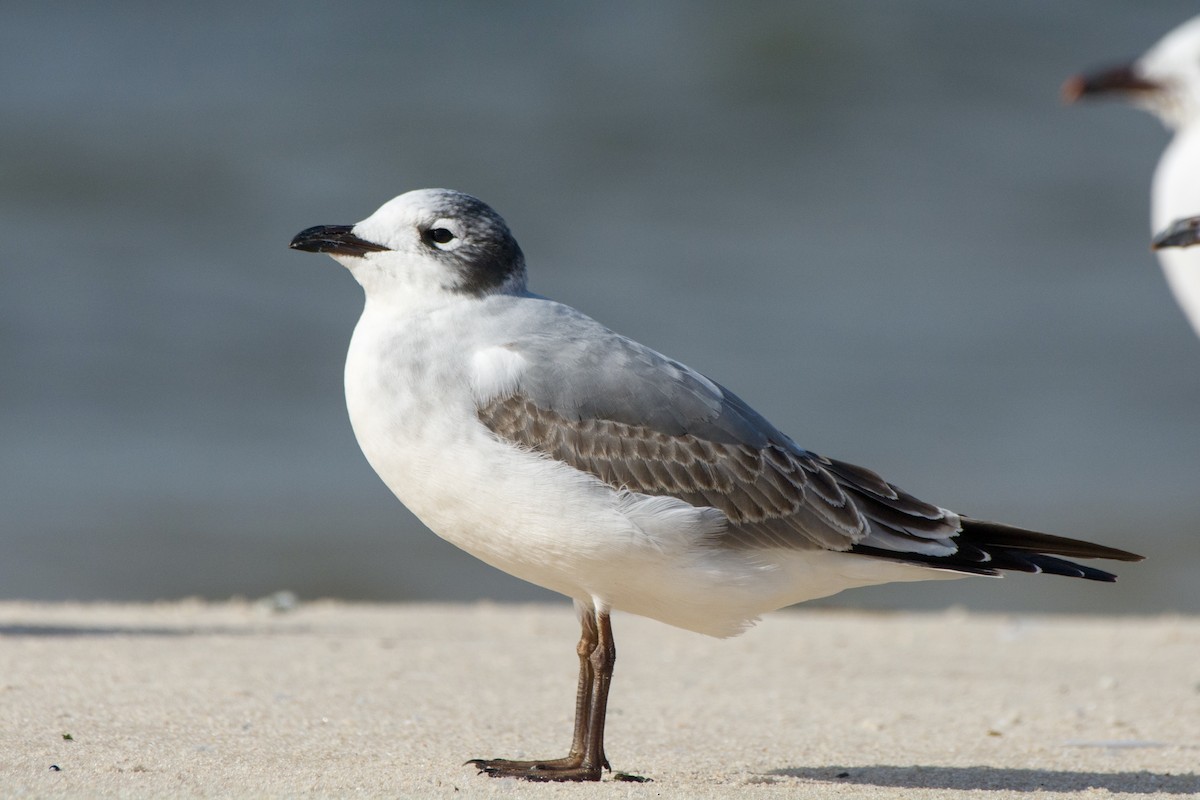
474,311,1141,578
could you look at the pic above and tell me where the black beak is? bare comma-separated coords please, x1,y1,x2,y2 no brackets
289,225,391,256
1062,63,1160,103
1152,216,1200,250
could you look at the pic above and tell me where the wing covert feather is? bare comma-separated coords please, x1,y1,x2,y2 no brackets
477,393,962,553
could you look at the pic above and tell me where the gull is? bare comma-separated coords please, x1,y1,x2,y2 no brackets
289,188,1142,782
1065,15,1200,337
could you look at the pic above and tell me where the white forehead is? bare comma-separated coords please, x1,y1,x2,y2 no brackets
353,188,500,251
358,188,460,228
1143,16,1200,74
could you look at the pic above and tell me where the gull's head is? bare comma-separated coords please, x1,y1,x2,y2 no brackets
1064,15,1200,131
289,188,526,300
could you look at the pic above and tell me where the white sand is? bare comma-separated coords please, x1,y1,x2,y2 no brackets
1,600,1196,799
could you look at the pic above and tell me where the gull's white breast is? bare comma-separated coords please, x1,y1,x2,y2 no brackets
1153,126,1200,335
344,300,618,595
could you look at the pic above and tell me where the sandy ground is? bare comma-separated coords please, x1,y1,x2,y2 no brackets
0,600,1197,799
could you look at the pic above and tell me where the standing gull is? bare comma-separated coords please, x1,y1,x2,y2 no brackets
1065,15,1200,338
290,189,1141,782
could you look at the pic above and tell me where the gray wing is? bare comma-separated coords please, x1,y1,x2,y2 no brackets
476,314,961,554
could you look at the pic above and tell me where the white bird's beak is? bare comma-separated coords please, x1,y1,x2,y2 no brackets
1062,62,1161,103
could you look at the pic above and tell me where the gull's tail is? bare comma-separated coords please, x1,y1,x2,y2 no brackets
851,519,1144,582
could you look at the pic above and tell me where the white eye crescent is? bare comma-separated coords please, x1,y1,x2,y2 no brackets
424,219,464,250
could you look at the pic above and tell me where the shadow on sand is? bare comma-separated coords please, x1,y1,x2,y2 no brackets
771,765,1198,794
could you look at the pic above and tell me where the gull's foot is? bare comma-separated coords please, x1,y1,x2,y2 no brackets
467,757,603,782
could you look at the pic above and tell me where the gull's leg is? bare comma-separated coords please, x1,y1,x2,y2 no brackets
580,609,615,773
567,606,601,763
468,603,607,781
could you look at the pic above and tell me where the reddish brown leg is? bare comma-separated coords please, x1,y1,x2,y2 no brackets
469,607,644,782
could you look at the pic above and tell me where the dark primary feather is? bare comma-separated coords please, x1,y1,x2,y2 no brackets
850,517,1141,581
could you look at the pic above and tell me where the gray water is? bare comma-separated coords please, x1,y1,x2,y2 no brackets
3,1,1198,614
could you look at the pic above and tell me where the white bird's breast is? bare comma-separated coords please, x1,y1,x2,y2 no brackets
342,300,655,601
1152,128,1200,335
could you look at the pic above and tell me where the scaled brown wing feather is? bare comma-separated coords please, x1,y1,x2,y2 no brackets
478,394,962,553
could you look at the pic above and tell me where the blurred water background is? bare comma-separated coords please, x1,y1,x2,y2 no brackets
3,1,1198,614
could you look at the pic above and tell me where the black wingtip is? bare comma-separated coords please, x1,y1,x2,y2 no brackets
958,519,1143,563
851,518,1141,583
1023,553,1120,582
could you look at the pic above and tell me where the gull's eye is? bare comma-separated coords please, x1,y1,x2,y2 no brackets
422,219,463,250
